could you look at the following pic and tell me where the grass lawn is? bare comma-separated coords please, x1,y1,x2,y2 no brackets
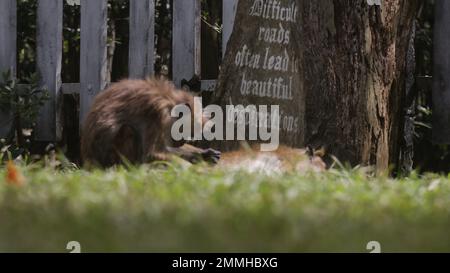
0,162,449,253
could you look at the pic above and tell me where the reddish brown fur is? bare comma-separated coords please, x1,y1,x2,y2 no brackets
81,78,203,168
219,145,327,173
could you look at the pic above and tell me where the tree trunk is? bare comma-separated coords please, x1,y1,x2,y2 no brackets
302,0,418,170
213,0,418,171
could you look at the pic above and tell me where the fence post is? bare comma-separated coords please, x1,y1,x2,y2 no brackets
36,0,63,142
129,0,155,79
172,0,201,87
80,0,108,127
0,0,16,138
433,0,450,144
222,0,238,58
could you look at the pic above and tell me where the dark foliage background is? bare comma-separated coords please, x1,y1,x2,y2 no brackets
413,0,449,173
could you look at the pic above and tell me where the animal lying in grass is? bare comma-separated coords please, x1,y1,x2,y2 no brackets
162,143,327,174
81,78,220,168
218,144,327,175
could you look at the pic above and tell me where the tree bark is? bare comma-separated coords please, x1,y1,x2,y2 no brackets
302,0,418,170
213,0,418,171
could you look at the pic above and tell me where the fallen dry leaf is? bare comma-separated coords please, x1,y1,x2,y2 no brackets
6,161,26,186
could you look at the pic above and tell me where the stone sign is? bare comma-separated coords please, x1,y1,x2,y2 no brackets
213,0,304,150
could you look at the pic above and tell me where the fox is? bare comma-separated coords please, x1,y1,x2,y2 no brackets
217,144,327,175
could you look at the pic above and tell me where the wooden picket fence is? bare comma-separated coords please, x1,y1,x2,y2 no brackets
0,0,238,142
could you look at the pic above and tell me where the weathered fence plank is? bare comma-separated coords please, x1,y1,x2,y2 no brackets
36,0,63,142
433,0,450,144
129,0,155,79
172,0,201,87
222,0,238,58
80,0,108,126
0,0,16,138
